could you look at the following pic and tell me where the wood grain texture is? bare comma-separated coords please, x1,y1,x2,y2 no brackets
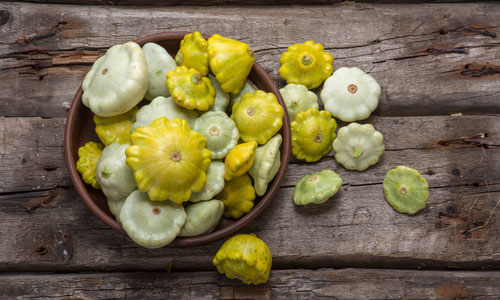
6,0,497,6
1,0,500,284
2,268,500,300
1,115,499,193
1,116,499,272
3,183,500,272
1,2,500,117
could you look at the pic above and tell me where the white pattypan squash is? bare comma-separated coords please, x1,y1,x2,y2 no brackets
280,84,318,122
332,123,385,171
120,190,186,248
107,196,126,224
190,161,225,202
179,200,224,237
193,111,239,159
132,96,198,132
293,169,342,205
82,42,148,117
249,134,282,196
142,42,177,101
208,74,230,112
320,67,381,122
96,143,137,200
230,79,258,109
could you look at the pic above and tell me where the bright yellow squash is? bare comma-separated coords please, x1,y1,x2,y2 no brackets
166,66,215,111
207,34,254,94
224,141,258,181
175,31,209,76
231,90,284,145
279,41,333,89
76,141,104,189
292,108,337,162
93,106,138,146
216,174,255,219
125,117,211,204
213,233,272,285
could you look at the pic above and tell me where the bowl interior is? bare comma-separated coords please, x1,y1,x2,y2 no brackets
65,32,291,247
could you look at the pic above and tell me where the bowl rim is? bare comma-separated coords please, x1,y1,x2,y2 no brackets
64,31,291,247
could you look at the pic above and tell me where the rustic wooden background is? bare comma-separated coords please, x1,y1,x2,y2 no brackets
1,1,500,299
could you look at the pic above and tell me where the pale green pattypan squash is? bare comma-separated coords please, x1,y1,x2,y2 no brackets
120,190,186,249
176,31,209,76
132,96,198,132
332,123,385,171
107,197,126,224
213,233,272,285
383,166,429,215
76,141,104,189
96,143,137,200
217,174,256,219
143,42,177,101
291,108,337,162
224,141,258,181
208,74,230,112
193,111,239,159
249,134,282,196
279,41,333,89
82,42,148,117
126,117,211,204
179,199,224,237
190,161,225,202
293,170,342,205
208,34,254,94
320,67,381,122
94,106,138,146
279,84,318,121
231,90,284,145
166,66,216,111
230,79,258,109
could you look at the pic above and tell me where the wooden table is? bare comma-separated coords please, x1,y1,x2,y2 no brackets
1,1,500,299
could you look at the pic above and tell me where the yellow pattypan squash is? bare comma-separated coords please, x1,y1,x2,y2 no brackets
224,141,258,181
207,34,254,94
279,41,333,89
93,106,138,146
125,117,211,204
175,31,209,76
231,90,284,145
213,233,272,285
166,66,215,111
291,108,337,162
216,174,255,219
76,141,104,189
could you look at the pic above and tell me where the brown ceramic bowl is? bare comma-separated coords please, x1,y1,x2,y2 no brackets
64,32,291,247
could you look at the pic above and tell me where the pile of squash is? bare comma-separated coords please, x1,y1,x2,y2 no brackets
77,32,284,252
77,33,430,286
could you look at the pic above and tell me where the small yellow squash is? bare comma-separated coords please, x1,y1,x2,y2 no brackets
166,66,215,111
224,141,258,181
231,90,284,145
279,41,333,89
217,174,256,219
208,34,255,94
291,108,337,162
125,117,211,204
76,141,104,189
94,106,138,146
175,31,209,76
213,233,272,285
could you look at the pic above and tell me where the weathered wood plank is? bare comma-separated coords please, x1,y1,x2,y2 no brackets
1,114,498,193
1,2,500,117
8,0,494,6
2,268,500,300
1,175,499,271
